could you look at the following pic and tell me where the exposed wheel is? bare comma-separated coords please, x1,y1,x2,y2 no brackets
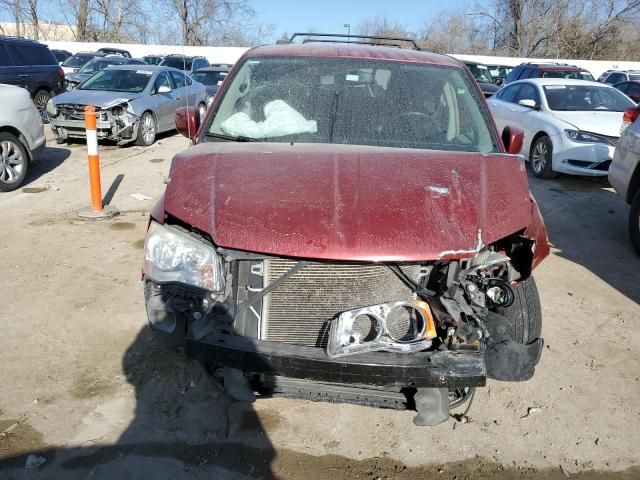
530,136,555,179
629,190,640,255
197,103,207,125
0,132,29,192
33,89,51,122
495,276,542,344
136,111,157,146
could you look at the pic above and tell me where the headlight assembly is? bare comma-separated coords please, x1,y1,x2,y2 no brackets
143,221,224,292
46,99,57,117
564,129,612,145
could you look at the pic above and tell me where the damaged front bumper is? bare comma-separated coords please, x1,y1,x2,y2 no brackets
187,332,487,388
49,107,140,145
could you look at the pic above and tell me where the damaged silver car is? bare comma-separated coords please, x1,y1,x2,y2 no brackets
48,65,207,146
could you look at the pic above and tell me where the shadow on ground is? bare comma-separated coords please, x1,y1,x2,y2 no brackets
529,171,640,304
0,326,277,479
22,146,71,188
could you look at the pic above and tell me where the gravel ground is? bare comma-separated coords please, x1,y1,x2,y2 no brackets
0,131,638,479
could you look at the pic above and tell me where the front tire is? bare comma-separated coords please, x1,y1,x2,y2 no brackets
530,136,555,179
0,133,29,192
136,111,157,146
629,190,640,256
495,277,542,345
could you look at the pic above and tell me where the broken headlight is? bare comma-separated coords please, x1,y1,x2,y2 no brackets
143,221,224,292
111,103,136,124
327,300,437,358
46,99,57,117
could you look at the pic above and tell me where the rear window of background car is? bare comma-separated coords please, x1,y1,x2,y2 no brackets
6,44,56,66
0,44,12,66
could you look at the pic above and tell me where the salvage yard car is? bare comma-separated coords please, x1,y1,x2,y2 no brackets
609,105,640,254
142,35,550,426
48,65,207,146
0,84,46,191
489,78,636,178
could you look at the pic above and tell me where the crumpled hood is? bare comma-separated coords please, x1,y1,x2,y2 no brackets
52,88,141,108
551,110,624,137
163,143,535,261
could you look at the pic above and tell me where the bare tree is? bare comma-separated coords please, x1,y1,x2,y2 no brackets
420,8,492,54
356,15,414,45
158,0,255,46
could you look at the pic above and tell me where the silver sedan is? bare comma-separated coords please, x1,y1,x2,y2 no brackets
48,65,208,146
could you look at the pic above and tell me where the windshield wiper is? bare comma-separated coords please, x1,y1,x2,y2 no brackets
205,132,260,142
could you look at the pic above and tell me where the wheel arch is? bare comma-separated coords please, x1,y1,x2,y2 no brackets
0,126,33,162
32,85,52,97
627,164,640,204
528,131,550,160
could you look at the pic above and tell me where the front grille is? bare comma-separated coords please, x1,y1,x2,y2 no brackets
58,104,100,120
602,135,618,146
262,259,418,347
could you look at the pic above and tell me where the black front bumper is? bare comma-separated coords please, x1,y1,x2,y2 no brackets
185,333,486,388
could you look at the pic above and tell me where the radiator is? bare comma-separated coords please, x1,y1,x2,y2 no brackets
262,259,417,347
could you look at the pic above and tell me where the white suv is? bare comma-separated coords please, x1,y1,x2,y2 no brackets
0,84,46,191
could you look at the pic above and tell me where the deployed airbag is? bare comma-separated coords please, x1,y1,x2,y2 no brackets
221,100,318,139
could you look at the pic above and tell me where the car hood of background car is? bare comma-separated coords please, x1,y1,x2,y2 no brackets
163,142,536,262
52,89,142,108
66,73,91,83
551,110,624,137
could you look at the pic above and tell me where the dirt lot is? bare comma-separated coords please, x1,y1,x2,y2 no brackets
0,130,639,480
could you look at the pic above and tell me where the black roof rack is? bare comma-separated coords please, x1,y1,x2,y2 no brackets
285,32,421,50
301,38,403,48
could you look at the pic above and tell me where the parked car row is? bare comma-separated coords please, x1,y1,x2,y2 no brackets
48,65,208,146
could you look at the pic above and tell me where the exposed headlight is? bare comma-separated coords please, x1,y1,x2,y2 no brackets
327,300,437,358
46,99,57,117
564,129,612,145
143,221,224,292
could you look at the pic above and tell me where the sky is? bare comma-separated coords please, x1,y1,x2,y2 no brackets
251,0,475,38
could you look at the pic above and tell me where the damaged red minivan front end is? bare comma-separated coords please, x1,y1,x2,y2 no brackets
142,42,549,426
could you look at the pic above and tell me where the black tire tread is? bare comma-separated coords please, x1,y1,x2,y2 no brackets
135,111,156,146
495,277,542,344
530,136,556,179
0,132,29,192
630,190,640,256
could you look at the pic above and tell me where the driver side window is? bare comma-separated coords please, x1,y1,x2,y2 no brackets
152,72,171,94
500,85,521,104
515,83,540,105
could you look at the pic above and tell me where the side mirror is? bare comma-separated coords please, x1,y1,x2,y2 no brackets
502,126,524,155
518,99,539,109
157,85,172,94
175,106,199,139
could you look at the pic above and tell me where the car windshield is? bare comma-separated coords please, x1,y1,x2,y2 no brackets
191,71,227,85
543,84,635,111
488,66,512,78
160,57,192,70
206,57,498,153
466,64,494,83
542,70,593,81
79,69,152,93
144,56,163,65
63,54,94,68
79,59,122,74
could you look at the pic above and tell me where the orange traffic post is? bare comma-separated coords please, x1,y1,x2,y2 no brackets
77,106,118,220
